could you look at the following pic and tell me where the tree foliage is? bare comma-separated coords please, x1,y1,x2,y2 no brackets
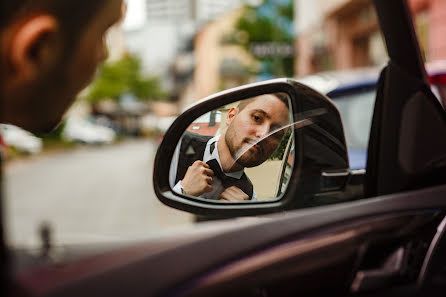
234,0,294,78
87,54,166,103
270,129,292,160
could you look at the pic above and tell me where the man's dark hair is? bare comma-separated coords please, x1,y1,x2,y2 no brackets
1,0,108,50
237,92,290,111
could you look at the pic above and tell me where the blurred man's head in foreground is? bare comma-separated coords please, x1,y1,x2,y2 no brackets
0,0,123,133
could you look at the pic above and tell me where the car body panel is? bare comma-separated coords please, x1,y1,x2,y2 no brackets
14,184,446,296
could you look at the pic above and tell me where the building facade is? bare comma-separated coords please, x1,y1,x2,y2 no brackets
295,0,385,76
295,0,446,76
194,8,258,101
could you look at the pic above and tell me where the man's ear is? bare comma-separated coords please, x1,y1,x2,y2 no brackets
226,107,239,126
8,15,61,81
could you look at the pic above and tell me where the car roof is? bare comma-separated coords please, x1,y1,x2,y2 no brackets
296,66,381,95
297,60,446,96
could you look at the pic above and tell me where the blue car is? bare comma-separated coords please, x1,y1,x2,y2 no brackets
299,64,446,170
327,77,377,170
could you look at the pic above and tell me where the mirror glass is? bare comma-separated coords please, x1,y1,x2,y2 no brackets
169,93,295,202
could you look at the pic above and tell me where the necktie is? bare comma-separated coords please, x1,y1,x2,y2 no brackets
206,159,253,198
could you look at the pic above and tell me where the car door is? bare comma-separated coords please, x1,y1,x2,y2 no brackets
364,1,446,199
146,0,446,294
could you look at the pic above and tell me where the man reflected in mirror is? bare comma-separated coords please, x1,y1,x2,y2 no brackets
172,94,290,201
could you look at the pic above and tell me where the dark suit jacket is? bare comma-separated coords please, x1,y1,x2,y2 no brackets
175,132,254,199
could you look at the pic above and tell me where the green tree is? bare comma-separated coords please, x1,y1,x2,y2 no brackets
87,54,166,103
233,0,294,78
270,129,292,160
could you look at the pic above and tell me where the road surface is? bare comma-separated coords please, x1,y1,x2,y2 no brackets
4,139,193,248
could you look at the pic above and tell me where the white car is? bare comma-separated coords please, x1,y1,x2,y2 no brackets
0,124,43,154
62,117,116,145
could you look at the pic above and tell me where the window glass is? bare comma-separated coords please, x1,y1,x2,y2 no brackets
4,0,394,250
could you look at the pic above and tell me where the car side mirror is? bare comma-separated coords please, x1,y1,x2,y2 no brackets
153,78,351,217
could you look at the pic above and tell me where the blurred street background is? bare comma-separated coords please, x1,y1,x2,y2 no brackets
5,139,193,248
2,0,446,249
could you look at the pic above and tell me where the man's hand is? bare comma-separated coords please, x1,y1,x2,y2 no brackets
181,161,214,196
219,186,249,201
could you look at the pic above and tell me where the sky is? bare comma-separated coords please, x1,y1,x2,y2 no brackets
123,0,147,31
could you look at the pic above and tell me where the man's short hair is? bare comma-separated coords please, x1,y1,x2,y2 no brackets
237,93,290,111
1,0,107,49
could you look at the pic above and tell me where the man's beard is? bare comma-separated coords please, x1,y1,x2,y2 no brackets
225,128,268,169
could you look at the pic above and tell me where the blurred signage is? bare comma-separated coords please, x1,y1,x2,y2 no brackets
250,42,294,58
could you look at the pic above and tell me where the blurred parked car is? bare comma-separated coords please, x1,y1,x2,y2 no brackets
62,117,116,145
0,124,42,155
140,113,177,141
298,61,446,170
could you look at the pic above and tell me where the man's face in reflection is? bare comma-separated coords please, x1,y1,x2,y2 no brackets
225,94,290,168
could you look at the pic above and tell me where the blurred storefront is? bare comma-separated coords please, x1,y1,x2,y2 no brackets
155,2,253,109
295,0,446,76
193,8,258,101
295,0,384,76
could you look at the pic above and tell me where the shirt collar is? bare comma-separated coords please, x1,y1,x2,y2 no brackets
203,135,244,179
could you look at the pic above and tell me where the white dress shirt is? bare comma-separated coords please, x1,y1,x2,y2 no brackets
171,135,257,200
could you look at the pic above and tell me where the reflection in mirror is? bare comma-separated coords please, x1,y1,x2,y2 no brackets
169,93,294,202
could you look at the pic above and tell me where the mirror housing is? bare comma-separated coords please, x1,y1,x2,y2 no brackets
153,78,351,217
